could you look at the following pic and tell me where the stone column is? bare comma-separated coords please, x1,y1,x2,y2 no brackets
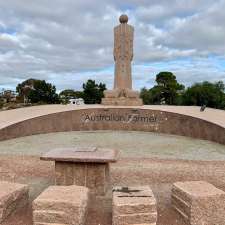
114,15,133,90
102,15,143,106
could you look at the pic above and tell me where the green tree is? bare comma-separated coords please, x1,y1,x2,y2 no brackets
155,72,185,104
16,79,59,104
82,80,106,104
59,89,83,104
0,90,4,108
182,81,225,109
140,88,151,105
140,72,184,105
140,86,162,105
0,97,3,109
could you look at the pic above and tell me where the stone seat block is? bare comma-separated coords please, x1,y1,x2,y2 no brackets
33,210,68,224
113,212,157,225
113,186,157,225
0,181,29,223
172,181,225,225
33,185,89,225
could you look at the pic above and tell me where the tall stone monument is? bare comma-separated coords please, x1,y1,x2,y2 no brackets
102,15,143,106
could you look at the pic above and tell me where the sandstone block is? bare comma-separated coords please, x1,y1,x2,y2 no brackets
41,147,118,196
113,186,157,225
102,97,143,106
33,185,89,225
0,181,29,223
104,89,120,98
55,162,109,195
172,181,225,225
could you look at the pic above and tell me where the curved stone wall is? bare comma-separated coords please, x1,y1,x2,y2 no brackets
0,107,225,145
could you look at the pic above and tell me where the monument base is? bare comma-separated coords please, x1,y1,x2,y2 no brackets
102,97,143,106
102,89,143,106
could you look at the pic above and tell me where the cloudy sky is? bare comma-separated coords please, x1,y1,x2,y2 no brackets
0,0,225,92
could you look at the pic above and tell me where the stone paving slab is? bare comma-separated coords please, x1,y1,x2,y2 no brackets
0,181,29,223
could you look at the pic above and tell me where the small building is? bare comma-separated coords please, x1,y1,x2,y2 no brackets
68,98,84,105
0,90,17,103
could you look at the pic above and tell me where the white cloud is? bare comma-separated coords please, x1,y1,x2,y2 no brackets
0,0,224,91
157,0,225,54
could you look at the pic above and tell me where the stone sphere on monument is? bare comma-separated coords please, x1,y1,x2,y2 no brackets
119,14,128,23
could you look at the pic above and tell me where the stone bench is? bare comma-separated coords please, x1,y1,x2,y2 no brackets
32,185,89,225
172,181,225,225
112,186,157,225
0,181,29,223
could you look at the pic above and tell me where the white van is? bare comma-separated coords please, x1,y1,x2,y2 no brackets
68,98,85,105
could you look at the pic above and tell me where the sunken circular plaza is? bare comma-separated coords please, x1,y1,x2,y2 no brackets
0,130,225,161
0,105,225,225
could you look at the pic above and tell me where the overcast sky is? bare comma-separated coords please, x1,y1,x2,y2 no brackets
0,0,225,92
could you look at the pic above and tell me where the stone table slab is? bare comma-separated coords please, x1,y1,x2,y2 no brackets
40,147,118,163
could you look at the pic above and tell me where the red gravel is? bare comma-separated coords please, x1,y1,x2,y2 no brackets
1,155,225,225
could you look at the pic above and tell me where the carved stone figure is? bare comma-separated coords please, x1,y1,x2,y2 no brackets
114,14,133,90
102,15,143,106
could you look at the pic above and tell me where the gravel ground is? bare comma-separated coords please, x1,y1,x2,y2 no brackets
0,131,225,225
0,131,225,160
